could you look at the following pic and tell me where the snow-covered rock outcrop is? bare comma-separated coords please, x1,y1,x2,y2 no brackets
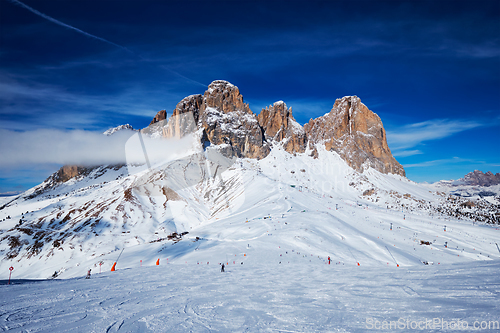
103,124,135,136
258,101,306,154
145,81,404,176
304,96,405,176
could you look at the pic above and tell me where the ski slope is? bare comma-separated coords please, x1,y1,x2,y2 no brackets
1,146,499,280
1,145,500,331
1,260,499,332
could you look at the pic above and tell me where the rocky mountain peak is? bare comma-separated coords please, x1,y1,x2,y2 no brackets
304,96,405,176
174,94,203,116
258,101,306,153
146,80,268,159
462,170,500,186
145,81,404,176
150,110,167,125
201,80,251,114
198,81,268,159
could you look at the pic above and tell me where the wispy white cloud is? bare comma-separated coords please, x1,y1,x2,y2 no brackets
404,157,480,168
0,75,184,130
392,149,423,158
6,0,208,89
8,0,133,54
387,119,483,155
0,128,133,167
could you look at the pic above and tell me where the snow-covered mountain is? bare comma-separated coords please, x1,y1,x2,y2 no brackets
431,170,500,205
435,170,500,187
102,124,135,136
0,80,498,282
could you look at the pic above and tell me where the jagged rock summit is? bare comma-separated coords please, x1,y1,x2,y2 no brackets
257,101,306,154
148,80,269,159
304,96,405,176
461,170,500,186
150,110,167,125
146,80,405,177
199,81,269,159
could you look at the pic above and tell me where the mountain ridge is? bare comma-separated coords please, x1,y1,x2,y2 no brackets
460,170,500,187
149,80,405,177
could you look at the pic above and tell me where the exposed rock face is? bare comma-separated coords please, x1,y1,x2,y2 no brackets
462,170,500,186
201,80,251,114
150,110,167,125
198,81,269,159
173,95,203,122
153,80,269,159
304,96,405,176
147,82,405,176
162,95,203,139
258,101,306,154
53,165,90,183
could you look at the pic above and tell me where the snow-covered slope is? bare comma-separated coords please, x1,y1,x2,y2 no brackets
1,139,500,332
428,181,500,205
1,143,499,281
1,259,499,332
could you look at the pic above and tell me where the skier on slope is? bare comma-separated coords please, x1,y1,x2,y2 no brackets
86,269,91,279
221,263,225,273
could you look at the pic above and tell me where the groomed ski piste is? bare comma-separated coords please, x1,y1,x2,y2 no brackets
1,145,500,332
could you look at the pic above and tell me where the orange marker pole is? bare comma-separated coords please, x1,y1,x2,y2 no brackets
156,258,160,265
112,248,124,272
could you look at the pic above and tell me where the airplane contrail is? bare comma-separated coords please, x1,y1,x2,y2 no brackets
8,0,207,87
8,0,134,54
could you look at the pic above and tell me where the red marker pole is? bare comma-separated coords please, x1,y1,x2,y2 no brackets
99,262,102,274
8,266,14,285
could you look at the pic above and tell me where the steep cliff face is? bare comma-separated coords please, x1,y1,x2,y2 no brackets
150,80,269,159
163,94,203,139
146,82,404,176
257,101,306,154
150,110,167,125
53,165,90,183
200,80,252,114
198,81,269,159
304,96,405,176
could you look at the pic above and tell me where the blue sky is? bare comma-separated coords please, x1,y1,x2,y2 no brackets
0,0,499,193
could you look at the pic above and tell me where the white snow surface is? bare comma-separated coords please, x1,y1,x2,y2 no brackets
1,145,500,332
1,260,499,332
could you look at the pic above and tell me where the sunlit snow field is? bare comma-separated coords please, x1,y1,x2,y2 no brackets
1,260,500,332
